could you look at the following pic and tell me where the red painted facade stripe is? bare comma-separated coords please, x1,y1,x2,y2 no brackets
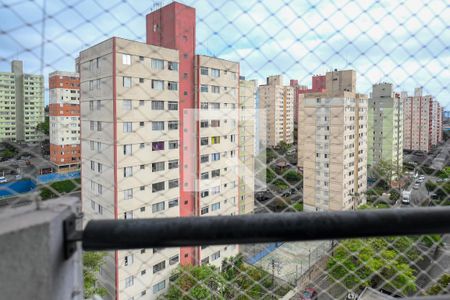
146,2,197,266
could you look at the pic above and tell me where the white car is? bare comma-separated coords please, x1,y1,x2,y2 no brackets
0,176,8,183
413,183,420,189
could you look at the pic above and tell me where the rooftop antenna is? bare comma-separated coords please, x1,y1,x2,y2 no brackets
153,0,163,11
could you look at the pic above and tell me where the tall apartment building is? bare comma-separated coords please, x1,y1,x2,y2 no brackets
239,77,257,214
49,71,80,172
298,70,367,211
367,83,403,174
80,2,243,299
403,87,443,152
0,60,44,143
259,75,294,147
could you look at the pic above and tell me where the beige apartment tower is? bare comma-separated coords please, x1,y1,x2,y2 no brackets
0,60,44,143
259,75,295,147
298,70,367,211
367,83,403,174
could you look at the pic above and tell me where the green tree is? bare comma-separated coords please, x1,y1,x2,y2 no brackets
36,116,49,135
83,252,107,298
370,160,393,189
425,180,437,195
389,189,400,201
164,255,290,300
283,170,301,182
426,273,450,295
1,148,15,159
328,238,418,295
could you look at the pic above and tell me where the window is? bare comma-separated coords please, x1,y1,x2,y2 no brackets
211,251,221,261
168,160,179,169
123,76,131,88
125,276,134,288
200,67,208,75
211,202,221,211
152,162,165,172
200,155,209,163
124,211,133,219
153,280,166,294
200,137,208,146
169,254,179,265
211,186,220,195
152,80,164,91
122,54,131,65
201,190,209,198
139,143,145,149
152,201,165,212
211,85,220,93
151,58,164,70
201,257,210,265
123,122,132,133
168,81,178,91
168,61,178,70
200,84,208,92
124,167,133,177
97,163,103,173
151,100,164,110
200,120,208,128
153,261,166,274
230,134,236,142
139,100,145,106
96,100,101,110
211,136,220,144
89,101,94,111
139,78,144,83
211,120,220,127
124,254,133,266
201,206,209,215
211,68,220,77
90,161,95,171
168,179,179,189
152,182,165,193
152,141,165,151
210,103,220,110
211,152,220,161
90,121,94,131
168,121,178,130
168,101,178,110
168,140,178,149
123,144,132,155
152,121,165,131
122,100,133,111
97,121,102,131
139,121,144,127
168,199,178,208
124,188,133,200
211,169,220,177
200,102,208,110
97,184,103,195
201,172,209,179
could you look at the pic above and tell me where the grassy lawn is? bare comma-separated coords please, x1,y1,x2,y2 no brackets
40,178,81,200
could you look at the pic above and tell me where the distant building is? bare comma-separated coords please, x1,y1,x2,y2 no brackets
290,75,326,125
298,70,367,211
0,60,44,143
48,71,80,172
367,83,403,174
259,75,295,147
403,87,443,152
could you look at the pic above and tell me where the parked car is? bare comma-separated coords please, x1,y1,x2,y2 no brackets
413,183,420,189
0,176,8,183
300,288,318,300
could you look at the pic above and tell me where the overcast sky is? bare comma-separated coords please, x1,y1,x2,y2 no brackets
0,0,448,108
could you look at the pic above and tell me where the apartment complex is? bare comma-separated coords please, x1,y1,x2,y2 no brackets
367,83,403,174
239,78,257,214
49,71,80,172
298,70,367,211
0,60,44,143
259,75,294,146
80,2,244,299
403,87,443,152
